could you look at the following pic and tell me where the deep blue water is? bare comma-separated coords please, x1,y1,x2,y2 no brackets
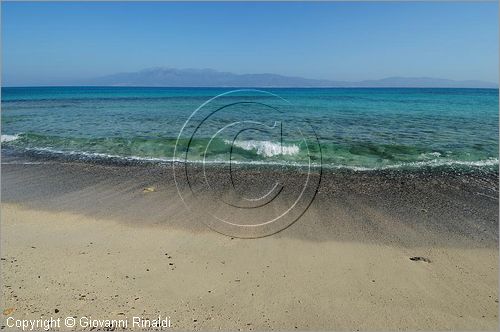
1,86,498,170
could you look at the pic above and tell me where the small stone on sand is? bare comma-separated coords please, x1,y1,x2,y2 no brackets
410,256,431,263
3,308,15,315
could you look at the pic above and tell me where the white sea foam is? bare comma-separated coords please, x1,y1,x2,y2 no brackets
19,146,171,163
225,140,300,157
419,151,442,159
333,158,499,172
1,161,48,165
9,146,499,171
379,158,499,170
1,134,21,143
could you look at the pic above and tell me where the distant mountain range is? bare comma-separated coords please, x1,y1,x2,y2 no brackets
84,67,497,88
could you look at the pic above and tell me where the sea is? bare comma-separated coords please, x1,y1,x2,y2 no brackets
1,87,498,171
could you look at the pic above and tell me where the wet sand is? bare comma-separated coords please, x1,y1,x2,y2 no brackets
1,156,498,330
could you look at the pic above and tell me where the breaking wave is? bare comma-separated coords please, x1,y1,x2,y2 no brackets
225,140,300,157
1,134,21,143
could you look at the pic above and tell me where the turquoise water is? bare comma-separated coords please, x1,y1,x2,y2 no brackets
1,87,498,170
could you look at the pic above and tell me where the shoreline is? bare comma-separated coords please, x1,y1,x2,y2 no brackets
2,146,499,172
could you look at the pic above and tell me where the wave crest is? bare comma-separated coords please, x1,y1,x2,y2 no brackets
1,134,21,143
225,140,300,157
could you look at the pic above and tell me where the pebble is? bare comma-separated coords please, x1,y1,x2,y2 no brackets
409,256,431,263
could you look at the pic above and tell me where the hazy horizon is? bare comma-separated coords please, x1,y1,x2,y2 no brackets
2,2,498,87
2,67,498,88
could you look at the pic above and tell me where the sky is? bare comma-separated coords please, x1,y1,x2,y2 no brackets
2,1,498,86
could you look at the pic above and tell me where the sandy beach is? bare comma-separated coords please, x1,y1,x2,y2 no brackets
1,157,498,330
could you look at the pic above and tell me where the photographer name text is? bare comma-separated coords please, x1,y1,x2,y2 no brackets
5,315,172,331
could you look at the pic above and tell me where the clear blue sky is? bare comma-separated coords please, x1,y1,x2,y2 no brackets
2,1,498,86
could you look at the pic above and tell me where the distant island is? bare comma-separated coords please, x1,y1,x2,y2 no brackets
78,67,498,88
